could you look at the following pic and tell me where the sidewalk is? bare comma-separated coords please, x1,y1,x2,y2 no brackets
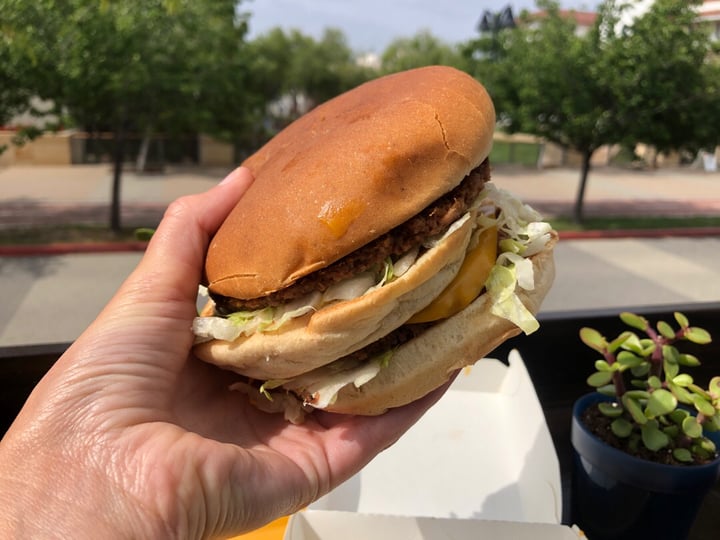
2,163,720,232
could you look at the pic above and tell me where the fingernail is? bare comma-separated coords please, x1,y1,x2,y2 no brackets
219,167,241,186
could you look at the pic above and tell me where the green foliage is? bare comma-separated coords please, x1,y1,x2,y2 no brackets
0,0,259,230
0,26,31,132
381,30,468,75
462,0,720,222
604,0,719,155
1,0,257,137
248,27,376,130
582,312,720,462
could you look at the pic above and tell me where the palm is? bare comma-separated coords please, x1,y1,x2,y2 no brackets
57,316,413,537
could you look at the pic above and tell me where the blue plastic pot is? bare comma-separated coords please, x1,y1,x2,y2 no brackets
570,393,720,540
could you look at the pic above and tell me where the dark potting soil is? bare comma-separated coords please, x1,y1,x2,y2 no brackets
581,403,717,467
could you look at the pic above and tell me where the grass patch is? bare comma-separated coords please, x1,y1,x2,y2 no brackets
549,216,720,232
0,225,146,246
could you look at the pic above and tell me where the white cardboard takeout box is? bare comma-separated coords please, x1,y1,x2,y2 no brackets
284,349,580,539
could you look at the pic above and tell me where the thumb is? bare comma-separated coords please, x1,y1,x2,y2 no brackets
85,167,254,352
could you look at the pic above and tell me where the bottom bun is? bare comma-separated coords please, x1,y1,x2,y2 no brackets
321,238,556,415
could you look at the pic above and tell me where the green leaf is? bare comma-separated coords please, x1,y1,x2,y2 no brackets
685,327,712,345
611,418,633,438
673,448,693,463
631,364,650,378
580,327,607,353
646,389,677,418
692,438,717,460
134,227,156,241
598,401,623,418
625,388,650,400
663,358,679,380
587,371,613,388
625,389,650,400
692,394,717,417
622,395,648,425
662,345,680,364
703,414,720,432
674,312,689,329
617,351,644,369
689,384,712,400
669,408,690,425
608,331,634,353
648,376,662,390
594,359,611,372
642,343,657,357
678,354,701,367
682,416,703,438
597,384,617,397
622,334,645,355
620,312,648,332
672,374,693,387
641,421,670,451
709,376,720,399
667,381,693,405
657,320,675,339
699,438,717,455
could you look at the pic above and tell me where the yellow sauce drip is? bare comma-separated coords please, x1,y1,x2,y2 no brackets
318,198,366,238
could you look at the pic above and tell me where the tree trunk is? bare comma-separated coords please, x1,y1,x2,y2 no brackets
110,125,126,233
573,149,593,224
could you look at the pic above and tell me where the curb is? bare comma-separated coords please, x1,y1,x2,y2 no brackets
558,227,720,241
1,228,719,257
0,242,149,256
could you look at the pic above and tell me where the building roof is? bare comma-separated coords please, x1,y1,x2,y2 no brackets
532,9,598,28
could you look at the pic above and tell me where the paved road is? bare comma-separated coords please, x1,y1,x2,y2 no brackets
2,163,720,229
1,163,720,346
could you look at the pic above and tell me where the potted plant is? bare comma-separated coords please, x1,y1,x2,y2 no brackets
571,311,720,540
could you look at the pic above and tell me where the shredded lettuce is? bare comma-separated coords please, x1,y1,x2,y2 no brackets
193,316,244,342
193,235,423,342
477,183,553,335
276,355,387,409
393,247,419,278
485,264,540,335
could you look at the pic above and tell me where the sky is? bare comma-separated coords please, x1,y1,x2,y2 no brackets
243,0,602,52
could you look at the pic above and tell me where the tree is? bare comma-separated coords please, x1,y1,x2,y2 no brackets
381,30,468,74
467,0,618,222
0,15,38,153
605,0,720,159
249,27,376,129
464,0,720,222
0,42,24,127
1,0,258,232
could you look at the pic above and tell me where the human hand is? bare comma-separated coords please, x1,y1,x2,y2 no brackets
0,167,449,539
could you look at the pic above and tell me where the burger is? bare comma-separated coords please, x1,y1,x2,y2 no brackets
193,66,557,422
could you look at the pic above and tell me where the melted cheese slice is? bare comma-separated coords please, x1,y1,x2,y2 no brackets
407,226,498,324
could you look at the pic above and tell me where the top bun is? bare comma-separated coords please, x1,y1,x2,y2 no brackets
205,66,495,300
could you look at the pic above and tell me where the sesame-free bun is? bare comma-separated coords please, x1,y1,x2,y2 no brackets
205,66,495,300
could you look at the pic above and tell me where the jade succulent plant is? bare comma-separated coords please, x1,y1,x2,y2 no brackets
581,312,720,464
